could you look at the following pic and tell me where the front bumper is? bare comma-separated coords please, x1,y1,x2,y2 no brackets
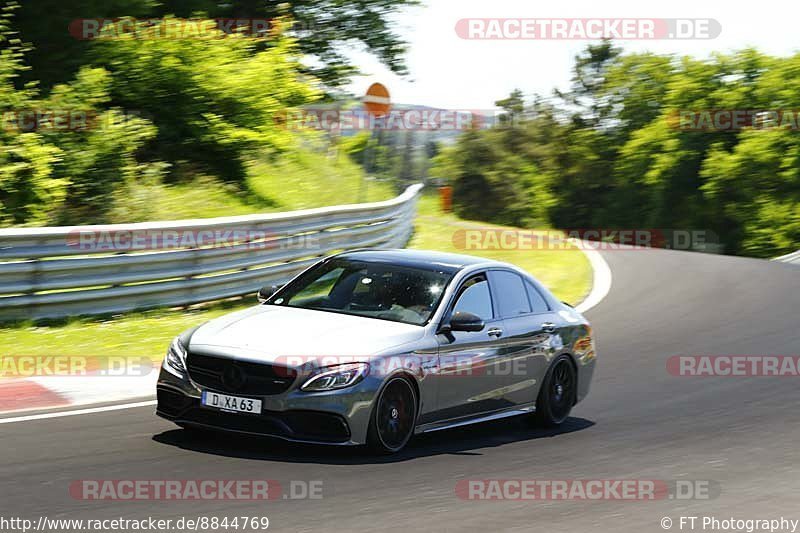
156,366,379,445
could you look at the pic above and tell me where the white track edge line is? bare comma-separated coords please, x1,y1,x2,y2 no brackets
572,239,613,314
0,400,156,424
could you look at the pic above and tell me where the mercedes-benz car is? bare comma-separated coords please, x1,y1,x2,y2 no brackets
156,249,596,453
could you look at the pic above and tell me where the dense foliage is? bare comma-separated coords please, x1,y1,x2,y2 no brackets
0,6,324,224
14,0,416,90
1,0,797,258
431,43,800,258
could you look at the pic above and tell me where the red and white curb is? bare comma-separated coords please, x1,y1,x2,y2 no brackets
0,379,71,412
0,364,159,416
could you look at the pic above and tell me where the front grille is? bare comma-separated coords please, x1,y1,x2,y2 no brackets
176,407,351,443
184,408,292,437
186,352,297,395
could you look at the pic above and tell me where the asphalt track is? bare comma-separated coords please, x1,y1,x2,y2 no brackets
2,247,799,532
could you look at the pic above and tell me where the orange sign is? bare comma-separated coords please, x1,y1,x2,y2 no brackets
363,83,391,117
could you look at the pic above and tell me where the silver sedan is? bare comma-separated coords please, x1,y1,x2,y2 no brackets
156,249,596,453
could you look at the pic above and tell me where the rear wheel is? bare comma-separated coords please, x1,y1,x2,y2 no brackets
533,355,576,427
367,376,417,454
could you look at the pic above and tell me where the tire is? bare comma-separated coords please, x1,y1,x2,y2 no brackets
532,354,577,427
366,376,418,454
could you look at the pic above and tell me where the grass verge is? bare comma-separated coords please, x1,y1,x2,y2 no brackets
108,150,395,222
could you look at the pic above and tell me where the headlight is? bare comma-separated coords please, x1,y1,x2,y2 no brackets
162,337,187,377
300,363,369,392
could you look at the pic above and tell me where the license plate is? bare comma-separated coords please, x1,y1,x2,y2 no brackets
201,390,262,414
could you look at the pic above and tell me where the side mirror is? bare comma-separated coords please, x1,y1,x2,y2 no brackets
257,285,279,303
447,311,485,332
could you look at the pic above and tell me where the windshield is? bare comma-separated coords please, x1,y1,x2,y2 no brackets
267,259,453,325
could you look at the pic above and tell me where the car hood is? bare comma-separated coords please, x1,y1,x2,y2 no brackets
188,304,426,363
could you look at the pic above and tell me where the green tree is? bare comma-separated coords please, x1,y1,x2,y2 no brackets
431,44,800,258
14,0,416,91
88,16,319,183
0,4,64,224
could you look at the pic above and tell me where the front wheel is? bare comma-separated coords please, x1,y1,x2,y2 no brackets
532,355,576,427
366,376,417,454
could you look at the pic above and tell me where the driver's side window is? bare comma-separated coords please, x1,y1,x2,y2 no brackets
452,274,493,320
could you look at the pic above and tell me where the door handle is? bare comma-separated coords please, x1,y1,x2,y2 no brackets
541,322,556,333
487,327,503,337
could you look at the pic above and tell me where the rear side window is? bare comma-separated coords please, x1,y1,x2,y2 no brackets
525,280,550,313
490,270,531,317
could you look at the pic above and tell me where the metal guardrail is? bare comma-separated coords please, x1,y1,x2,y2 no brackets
0,184,423,321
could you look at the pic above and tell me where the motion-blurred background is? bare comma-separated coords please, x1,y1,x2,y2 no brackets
3,0,799,256
0,0,797,351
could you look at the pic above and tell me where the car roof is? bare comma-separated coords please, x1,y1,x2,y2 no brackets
334,249,499,274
